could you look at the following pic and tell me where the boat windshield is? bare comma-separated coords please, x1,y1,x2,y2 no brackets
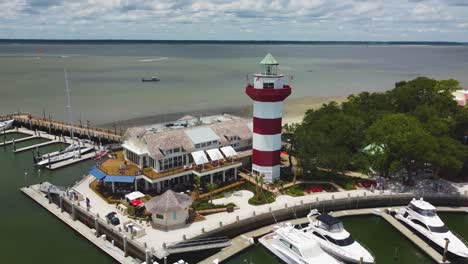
428,225,449,233
325,235,355,247
409,204,437,217
329,222,344,232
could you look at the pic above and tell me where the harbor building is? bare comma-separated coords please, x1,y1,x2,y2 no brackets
246,53,292,183
95,114,253,194
453,89,468,106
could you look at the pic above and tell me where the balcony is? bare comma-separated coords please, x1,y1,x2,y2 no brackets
245,84,292,102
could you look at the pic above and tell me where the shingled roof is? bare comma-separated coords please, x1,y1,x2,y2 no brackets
145,190,192,214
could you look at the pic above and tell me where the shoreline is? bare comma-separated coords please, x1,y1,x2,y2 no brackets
99,95,349,129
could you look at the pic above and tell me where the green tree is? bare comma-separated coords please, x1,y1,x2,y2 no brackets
206,183,218,204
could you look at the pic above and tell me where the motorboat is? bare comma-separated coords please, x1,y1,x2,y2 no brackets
36,147,94,166
259,222,342,264
304,210,375,263
395,198,468,258
0,119,14,131
141,77,160,82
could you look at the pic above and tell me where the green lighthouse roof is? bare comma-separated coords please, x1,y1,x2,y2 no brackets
260,53,278,65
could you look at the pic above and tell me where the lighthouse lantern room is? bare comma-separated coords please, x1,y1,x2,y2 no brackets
246,53,292,183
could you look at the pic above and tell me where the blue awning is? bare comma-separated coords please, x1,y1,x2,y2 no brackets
104,175,135,183
89,166,106,180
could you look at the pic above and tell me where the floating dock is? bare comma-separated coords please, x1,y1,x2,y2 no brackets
0,135,38,147
14,140,60,153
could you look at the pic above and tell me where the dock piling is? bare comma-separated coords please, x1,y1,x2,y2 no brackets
123,236,128,257
145,250,150,264
95,218,99,237
443,238,450,262
72,203,76,221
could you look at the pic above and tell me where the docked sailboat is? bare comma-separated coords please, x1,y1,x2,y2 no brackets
395,198,468,258
35,69,94,167
305,210,375,264
36,147,94,166
37,143,89,161
0,119,14,131
259,223,342,264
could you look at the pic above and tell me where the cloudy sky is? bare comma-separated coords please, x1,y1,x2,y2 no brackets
1,0,468,41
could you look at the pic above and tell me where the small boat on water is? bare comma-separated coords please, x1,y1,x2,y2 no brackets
141,77,160,82
36,147,94,166
305,210,375,263
259,222,342,264
395,198,468,258
0,120,14,131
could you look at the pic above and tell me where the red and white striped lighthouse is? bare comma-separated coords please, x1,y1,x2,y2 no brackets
246,53,292,183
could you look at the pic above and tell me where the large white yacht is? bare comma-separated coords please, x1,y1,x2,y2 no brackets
0,119,14,131
395,198,468,258
304,210,375,264
259,223,342,264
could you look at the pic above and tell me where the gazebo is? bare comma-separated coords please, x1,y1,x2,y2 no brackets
144,190,192,230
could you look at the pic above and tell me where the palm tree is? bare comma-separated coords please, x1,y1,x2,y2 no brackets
193,175,201,201
206,183,218,204
283,123,298,176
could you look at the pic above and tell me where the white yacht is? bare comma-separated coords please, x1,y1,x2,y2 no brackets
0,119,14,131
36,147,94,166
395,198,468,258
259,223,342,264
304,210,375,264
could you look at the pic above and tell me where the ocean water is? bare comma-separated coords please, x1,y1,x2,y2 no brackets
1,43,468,126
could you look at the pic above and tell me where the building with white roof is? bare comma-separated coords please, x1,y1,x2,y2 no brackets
119,114,253,193
452,89,468,106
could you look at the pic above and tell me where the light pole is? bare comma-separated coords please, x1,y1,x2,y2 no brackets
38,169,41,183
24,172,28,187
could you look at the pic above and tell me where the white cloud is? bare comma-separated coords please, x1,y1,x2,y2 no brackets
0,0,467,41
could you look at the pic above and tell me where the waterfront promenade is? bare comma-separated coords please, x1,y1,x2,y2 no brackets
64,174,468,260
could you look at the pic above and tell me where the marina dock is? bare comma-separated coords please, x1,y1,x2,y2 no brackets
0,135,38,147
1,113,122,142
380,213,448,264
2,127,99,169
13,140,59,153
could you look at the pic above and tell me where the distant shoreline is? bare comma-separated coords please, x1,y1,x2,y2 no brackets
0,39,467,46
99,95,349,129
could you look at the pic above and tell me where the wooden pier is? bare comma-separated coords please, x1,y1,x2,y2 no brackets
1,113,122,142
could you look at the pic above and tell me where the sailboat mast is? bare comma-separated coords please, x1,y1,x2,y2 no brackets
64,69,74,141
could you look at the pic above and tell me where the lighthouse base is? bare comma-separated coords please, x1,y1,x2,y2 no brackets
252,164,280,183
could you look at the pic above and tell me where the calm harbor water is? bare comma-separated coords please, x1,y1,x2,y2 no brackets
1,43,468,125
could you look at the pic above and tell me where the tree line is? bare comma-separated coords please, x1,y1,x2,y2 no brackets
287,77,468,180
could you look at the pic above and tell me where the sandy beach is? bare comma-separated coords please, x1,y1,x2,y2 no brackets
101,95,349,129
283,95,348,124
